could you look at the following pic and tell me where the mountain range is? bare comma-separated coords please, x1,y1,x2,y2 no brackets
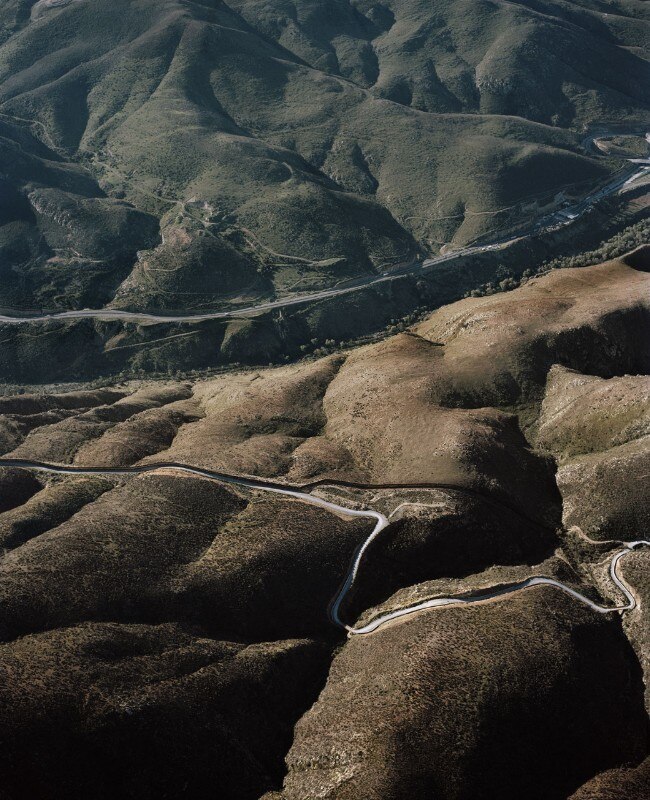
0,0,648,315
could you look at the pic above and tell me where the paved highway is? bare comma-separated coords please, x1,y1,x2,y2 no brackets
0,458,646,636
0,159,647,326
349,544,648,635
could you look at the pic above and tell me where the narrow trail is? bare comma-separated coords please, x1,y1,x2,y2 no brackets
0,459,646,636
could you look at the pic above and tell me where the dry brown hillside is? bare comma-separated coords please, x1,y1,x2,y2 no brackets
0,252,648,799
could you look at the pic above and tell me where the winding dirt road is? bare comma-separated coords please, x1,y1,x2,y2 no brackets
0,458,646,636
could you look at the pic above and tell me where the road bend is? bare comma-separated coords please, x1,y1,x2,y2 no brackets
0,459,646,636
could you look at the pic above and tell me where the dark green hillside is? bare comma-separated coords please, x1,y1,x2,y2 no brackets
0,0,647,314
0,117,159,310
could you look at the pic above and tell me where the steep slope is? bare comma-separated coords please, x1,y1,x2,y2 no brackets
279,589,647,800
537,365,650,539
0,623,329,800
0,0,647,313
0,251,648,798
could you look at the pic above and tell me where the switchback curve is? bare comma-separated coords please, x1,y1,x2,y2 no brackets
0,459,646,636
